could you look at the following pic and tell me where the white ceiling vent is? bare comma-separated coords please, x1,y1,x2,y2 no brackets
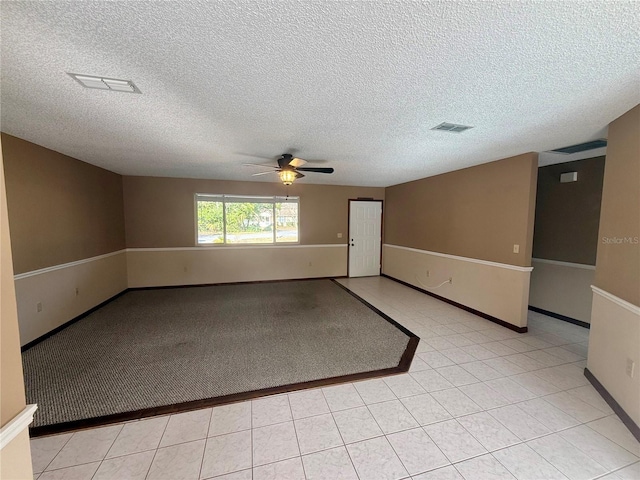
67,73,141,93
431,122,473,133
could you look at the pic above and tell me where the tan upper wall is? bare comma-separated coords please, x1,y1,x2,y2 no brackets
533,156,605,265
594,105,640,306
0,135,27,426
123,176,384,248
1,133,126,274
384,153,538,267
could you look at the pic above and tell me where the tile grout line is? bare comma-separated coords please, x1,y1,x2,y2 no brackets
32,279,630,480
35,430,75,475
285,394,305,478
195,408,214,480
142,417,170,480
43,423,123,475
322,385,364,479
355,381,419,478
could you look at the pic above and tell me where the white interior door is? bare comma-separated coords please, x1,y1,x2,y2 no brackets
348,200,382,277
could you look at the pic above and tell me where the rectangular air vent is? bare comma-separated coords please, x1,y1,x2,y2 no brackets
551,139,607,154
431,122,474,133
68,73,141,93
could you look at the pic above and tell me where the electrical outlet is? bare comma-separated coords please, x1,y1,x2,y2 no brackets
626,358,636,378
37,302,42,312
337,233,343,238
513,244,520,254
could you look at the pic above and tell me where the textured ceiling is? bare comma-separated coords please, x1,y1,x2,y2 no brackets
1,1,638,187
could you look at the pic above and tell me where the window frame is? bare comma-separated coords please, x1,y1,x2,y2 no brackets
194,193,300,246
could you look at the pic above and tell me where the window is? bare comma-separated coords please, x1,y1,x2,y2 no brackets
196,194,299,245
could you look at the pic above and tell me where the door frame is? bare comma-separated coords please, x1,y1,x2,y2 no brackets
347,198,384,277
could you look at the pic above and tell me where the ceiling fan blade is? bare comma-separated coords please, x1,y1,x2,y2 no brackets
252,171,278,176
295,167,334,174
278,153,294,168
295,172,305,179
243,163,277,169
289,157,307,167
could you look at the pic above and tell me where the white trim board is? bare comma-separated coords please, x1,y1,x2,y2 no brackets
591,286,640,315
127,244,348,252
0,404,37,450
532,257,596,270
13,250,126,280
384,244,534,272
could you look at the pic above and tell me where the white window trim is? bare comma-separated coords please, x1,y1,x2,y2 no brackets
194,194,300,246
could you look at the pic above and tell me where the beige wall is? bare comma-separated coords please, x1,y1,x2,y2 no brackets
2,133,126,274
385,153,538,267
383,245,532,328
127,246,347,288
16,252,128,346
382,153,538,329
588,104,640,429
1,430,33,480
588,290,639,426
0,136,33,479
529,260,595,323
123,176,382,288
4,140,382,342
593,105,640,306
2,134,129,346
123,176,383,248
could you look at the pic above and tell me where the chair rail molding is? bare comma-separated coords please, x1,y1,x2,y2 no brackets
591,285,640,315
0,404,37,450
385,244,534,272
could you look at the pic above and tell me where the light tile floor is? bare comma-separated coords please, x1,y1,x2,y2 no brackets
30,276,639,480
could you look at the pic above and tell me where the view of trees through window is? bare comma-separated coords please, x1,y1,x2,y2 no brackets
196,195,299,244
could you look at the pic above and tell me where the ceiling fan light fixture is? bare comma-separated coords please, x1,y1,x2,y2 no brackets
279,170,297,185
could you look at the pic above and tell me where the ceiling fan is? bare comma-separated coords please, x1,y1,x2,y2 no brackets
243,153,334,185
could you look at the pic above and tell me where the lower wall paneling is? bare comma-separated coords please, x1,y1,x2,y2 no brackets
14,251,128,346
382,244,533,329
529,258,595,324
15,246,348,347
587,286,640,428
126,245,348,288
0,429,33,480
